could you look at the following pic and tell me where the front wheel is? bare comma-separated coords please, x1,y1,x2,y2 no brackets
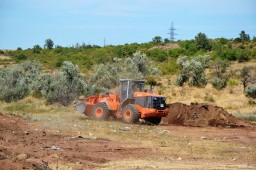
144,117,162,125
122,104,140,124
92,103,110,121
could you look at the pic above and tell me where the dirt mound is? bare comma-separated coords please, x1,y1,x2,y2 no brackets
0,113,151,169
162,103,254,128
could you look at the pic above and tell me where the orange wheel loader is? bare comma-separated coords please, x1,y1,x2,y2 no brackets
75,79,169,125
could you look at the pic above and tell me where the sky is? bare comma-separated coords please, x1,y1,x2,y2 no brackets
0,0,256,49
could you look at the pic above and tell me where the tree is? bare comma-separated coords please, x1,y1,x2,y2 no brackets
164,38,170,43
239,30,250,42
33,45,42,54
44,39,54,49
195,32,212,51
252,36,256,42
241,66,252,91
152,36,162,43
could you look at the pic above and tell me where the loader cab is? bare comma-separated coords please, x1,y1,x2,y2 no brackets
120,79,145,104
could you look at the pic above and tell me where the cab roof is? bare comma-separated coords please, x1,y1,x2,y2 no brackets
119,79,145,83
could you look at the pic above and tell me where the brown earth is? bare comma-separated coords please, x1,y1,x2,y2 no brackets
1,102,256,169
0,113,151,170
163,102,255,128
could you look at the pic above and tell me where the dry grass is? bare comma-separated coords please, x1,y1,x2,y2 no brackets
157,60,256,117
98,159,255,170
0,55,14,68
0,55,11,60
149,43,180,50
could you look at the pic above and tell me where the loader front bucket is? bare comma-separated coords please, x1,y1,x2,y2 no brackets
75,102,86,113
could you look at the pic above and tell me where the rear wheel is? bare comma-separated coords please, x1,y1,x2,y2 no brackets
144,117,162,125
92,103,110,121
122,104,140,124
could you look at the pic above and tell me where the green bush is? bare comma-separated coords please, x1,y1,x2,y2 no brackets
146,49,168,62
227,79,239,87
237,50,250,62
90,52,160,90
36,61,89,106
204,94,215,102
169,48,188,58
245,84,256,98
55,60,63,67
17,53,27,60
210,59,230,90
176,55,210,87
211,77,228,90
1,87,29,102
0,50,4,54
0,61,41,102
195,32,212,51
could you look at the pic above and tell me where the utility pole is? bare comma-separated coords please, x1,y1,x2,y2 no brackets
168,22,177,41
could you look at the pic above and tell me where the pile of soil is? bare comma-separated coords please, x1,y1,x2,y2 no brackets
162,102,254,128
0,113,150,169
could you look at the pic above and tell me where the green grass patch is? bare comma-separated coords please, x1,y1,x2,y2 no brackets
227,79,239,87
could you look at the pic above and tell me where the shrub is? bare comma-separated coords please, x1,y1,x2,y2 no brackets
189,60,207,87
176,55,210,87
55,60,63,67
211,77,228,90
210,59,230,90
146,49,168,62
241,66,252,90
36,61,89,106
146,76,160,86
90,52,160,90
204,94,215,102
227,79,239,87
17,53,27,60
1,87,29,102
245,84,256,98
248,99,256,105
0,61,41,102
0,50,4,54
237,50,250,62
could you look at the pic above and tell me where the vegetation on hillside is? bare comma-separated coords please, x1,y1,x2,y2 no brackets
0,52,159,105
1,30,256,105
2,31,255,74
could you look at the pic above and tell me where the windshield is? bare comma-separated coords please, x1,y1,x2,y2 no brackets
132,81,145,92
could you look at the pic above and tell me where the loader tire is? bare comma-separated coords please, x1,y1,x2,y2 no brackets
122,104,140,124
92,103,110,121
144,117,162,125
